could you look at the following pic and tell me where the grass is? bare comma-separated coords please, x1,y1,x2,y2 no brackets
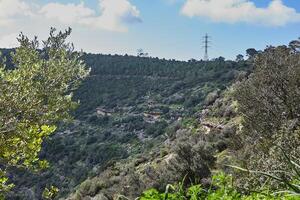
139,172,299,200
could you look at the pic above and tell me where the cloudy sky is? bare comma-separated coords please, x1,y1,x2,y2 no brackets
0,0,299,60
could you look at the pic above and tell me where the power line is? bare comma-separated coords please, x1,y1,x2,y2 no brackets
202,33,211,61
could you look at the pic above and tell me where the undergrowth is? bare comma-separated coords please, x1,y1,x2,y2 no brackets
138,172,299,200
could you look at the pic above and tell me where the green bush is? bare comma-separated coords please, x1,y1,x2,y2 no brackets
140,173,298,200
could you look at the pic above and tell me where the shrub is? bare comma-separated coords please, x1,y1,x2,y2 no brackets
140,172,296,200
233,44,300,192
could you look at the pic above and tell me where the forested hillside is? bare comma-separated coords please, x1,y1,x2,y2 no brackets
66,42,300,200
0,0,300,198
0,49,250,199
1,38,299,200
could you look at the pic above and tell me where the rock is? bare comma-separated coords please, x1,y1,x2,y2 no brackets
91,193,109,200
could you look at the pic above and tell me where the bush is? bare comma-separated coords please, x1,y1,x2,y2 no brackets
204,91,219,106
145,121,168,137
233,45,300,192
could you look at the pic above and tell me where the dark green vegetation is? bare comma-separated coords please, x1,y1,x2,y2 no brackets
66,42,300,199
1,35,299,200
0,47,249,199
137,43,300,200
0,28,89,199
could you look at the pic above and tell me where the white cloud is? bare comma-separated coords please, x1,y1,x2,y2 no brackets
39,0,141,32
0,0,33,26
181,0,300,26
79,0,141,32
0,32,19,48
39,2,95,25
0,0,141,32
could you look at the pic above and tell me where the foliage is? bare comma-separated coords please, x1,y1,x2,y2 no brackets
42,186,59,200
246,48,259,58
235,45,300,139
236,54,244,62
289,38,300,52
140,173,298,200
0,170,14,198
228,150,300,196
233,44,300,191
0,28,89,195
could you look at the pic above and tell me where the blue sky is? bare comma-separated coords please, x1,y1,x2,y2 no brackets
0,0,299,60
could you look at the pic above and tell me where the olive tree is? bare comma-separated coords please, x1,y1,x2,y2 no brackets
234,44,300,190
0,28,90,194
235,45,300,140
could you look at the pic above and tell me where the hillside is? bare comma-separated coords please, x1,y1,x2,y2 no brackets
0,50,250,199
65,44,300,200
67,85,241,199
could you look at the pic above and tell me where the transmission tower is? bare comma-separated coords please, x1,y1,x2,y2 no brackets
202,33,211,61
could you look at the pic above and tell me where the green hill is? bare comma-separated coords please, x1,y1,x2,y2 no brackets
0,50,250,199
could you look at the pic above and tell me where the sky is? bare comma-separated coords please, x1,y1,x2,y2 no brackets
0,0,299,60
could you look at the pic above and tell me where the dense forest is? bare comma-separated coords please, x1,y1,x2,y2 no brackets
0,31,299,200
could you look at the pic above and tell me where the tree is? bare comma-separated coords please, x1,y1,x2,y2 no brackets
0,28,90,195
217,56,225,62
246,48,258,58
235,54,244,62
137,49,149,57
234,44,300,190
289,38,300,52
236,45,300,137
